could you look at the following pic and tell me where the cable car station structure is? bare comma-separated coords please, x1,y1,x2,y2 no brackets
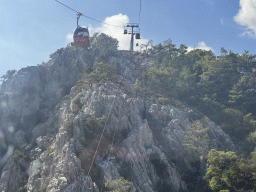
124,23,141,51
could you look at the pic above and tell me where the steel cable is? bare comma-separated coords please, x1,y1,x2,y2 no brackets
55,0,123,28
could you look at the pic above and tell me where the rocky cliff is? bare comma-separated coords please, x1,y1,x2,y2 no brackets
0,46,235,192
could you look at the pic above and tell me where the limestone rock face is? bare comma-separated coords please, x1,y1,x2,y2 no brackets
0,47,235,192
0,157,28,192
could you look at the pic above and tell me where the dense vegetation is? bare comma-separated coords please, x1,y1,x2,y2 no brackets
80,34,256,191
145,39,256,191
64,33,256,191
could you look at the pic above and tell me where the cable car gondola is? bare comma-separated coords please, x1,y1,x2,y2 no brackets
71,13,90,48
135,33,140,39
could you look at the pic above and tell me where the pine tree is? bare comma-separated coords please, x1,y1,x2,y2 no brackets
183,121,210,160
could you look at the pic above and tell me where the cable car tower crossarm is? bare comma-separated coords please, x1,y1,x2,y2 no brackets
124,24,140,51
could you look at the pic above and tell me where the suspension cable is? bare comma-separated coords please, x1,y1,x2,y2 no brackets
100,119,118,192
87,95,116,176
55,0,123,28
139,0,142,25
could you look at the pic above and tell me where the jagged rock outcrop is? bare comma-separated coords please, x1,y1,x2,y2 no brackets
0,46,235,192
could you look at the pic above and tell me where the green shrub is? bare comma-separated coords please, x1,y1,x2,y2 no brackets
56,86,70,99
16,185,27,192
1,69,17,80
158,97,170,105
149,152,161,162
78,137,112,192
158,111,169,126
40,177,50,192
14,149,29,161
83,115,106,139
132,79,144,97
21,85,37,95
71,95,82,115
105,177,134,192
64,120,74,139
182,121,210,161
204,149,238,191
46,147,55,157
86,62,118,82
118,160,133,181
20,144,28,150
79,136,89,147
90,33,118,55
74,80,85,94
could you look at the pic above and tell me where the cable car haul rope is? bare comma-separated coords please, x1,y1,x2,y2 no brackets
55,0,123,28
55,0,143,49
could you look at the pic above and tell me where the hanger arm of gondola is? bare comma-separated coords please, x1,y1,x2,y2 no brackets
77,13,82,26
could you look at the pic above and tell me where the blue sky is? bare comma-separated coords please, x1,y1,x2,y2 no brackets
0,0,256,78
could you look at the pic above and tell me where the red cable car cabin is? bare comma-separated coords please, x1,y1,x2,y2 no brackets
71,26,89,48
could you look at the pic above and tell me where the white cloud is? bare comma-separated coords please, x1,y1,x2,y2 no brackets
187,47,194,52
234,0,256,38
66,32,73,43
240,29,256,39
198,42,213,51
187,41,213,52
220,18,225,25
66,14,149,51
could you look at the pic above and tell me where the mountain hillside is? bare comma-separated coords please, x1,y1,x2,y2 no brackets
0,43,235,192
